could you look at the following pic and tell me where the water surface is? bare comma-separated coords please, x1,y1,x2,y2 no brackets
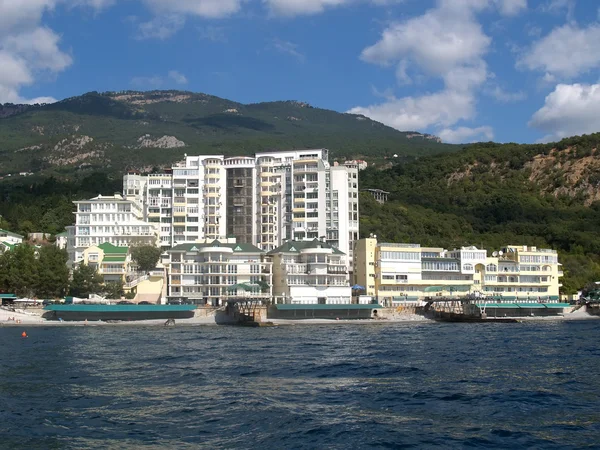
1,321,599,449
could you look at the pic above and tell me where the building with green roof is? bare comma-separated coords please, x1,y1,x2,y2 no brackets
164,238,272,306
82,242,132,283
0,228,24,245
269,238,351,305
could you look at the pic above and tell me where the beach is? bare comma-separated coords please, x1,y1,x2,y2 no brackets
1,305,597,327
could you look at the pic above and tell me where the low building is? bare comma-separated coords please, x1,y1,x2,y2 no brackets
362,189,390,204
268,239,351,304
0,228,24,248
55,231,68,250
83,242,131,283
163,238,272,306
353,238,563,305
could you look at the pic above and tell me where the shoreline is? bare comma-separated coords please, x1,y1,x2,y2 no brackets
1,306,597,328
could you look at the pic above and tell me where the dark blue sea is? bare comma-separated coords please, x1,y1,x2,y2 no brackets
1,321,599,449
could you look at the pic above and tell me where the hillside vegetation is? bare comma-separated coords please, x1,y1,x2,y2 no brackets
0,90,452,175
360,134,600,293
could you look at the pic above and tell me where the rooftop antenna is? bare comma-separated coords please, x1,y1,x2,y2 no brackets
492,251,498,257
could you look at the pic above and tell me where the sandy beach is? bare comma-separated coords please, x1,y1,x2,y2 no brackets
1,306,597,327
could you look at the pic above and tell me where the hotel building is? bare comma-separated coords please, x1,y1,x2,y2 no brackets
162,238,272,305
268,239,351,304
66,194,159,265
354,238,563,304
123,149,359,268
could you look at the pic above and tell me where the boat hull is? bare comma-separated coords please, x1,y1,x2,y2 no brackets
43,304,196,321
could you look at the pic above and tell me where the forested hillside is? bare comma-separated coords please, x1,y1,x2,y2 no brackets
0,90,453,175
359,134,600,293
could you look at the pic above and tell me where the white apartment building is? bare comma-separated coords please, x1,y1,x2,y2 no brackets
269,239,351,304
163,238,272,305
123,149,359,268
66,194,159,265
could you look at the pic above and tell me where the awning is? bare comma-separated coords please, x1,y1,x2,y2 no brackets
424,285,471,293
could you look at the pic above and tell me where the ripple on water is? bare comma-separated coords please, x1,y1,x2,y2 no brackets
0,321,599,449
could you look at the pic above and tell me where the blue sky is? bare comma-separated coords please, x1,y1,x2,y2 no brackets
1,0,599,144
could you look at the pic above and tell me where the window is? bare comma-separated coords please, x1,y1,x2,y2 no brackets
486,264,497,272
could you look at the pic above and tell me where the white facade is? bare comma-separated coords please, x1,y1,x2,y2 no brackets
270,239,351,304
163,238,272,306
66,194,159,265
0,228,24,245
124,149,358,267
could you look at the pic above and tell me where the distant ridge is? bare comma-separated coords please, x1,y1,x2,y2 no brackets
0,90,454,175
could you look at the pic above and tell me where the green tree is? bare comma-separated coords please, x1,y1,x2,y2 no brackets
0,244,37,297
34,245,69,299
69,263,103,298
130,245,162,272
103,280,124,299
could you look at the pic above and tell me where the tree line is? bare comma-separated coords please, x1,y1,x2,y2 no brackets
359,133,600,294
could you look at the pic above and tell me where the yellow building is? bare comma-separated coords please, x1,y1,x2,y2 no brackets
477,245,562,301
82,242,131,283
353,239,563,305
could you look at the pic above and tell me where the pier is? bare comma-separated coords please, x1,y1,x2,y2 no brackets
423,297,572,322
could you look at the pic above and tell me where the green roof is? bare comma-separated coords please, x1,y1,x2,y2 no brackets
0,228,24,239
267,239,345,256
275,304,381,310
170,240,263,254
1,242,15,250
98,242,129,255
0,293,17,298
55,231,68,237
102,256,127,262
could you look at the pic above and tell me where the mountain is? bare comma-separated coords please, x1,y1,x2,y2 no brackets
359,133,600,294
0,90,454,175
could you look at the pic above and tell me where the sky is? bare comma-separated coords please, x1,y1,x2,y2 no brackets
0,0,599,144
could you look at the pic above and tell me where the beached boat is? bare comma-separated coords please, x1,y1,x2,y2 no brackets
43,304,196,321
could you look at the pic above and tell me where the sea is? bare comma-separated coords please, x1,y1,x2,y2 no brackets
0,320,599,449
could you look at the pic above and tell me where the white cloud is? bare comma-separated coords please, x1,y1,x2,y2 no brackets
136,15,186,40
168,70,188,85
272,38,305,62
487,85,526,102
519,23,600,79
438,125,494,143
25,96,58,105
142,0,242,19
493,0,526,16
540,0,575,21
0,1,73,103
264,0,351,16
349,0,492,133
263,0,409,16
529,83,600,141
360,2,491,76
348,90,476,131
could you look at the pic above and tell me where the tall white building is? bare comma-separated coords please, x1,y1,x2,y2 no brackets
66,194,159,265
123,149,359,264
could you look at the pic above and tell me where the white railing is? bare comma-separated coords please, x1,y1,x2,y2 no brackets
125,275,149,288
